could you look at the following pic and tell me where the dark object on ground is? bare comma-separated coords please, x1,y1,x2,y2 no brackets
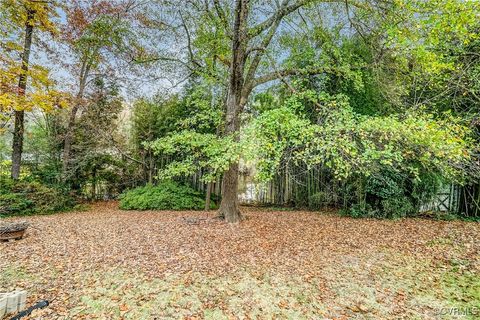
0,221,29,241
8,300,49,320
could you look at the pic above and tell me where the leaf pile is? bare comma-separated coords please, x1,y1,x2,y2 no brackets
0,202,479,319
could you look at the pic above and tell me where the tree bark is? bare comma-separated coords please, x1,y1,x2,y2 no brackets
217,0,249,223
11,111,25,180
218,89,244,222
62,60,90,181
219,163,241,222
61,104,80,180
11,9,35,180
205,181,212,211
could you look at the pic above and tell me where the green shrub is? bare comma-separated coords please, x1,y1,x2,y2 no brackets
342,171,411,218
343,203,377,218
308,190,336,210
344,170,441,219
119,181,215,211
0,193,33,216
0,180,75,217
380,197,415,218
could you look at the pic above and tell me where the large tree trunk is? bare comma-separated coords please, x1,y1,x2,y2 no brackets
219,163,241,222
218,92,244,222
217,0,249,223
218,90,243,221
11,9,35,180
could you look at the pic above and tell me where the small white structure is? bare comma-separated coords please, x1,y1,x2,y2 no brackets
0,294,6,319
0,290,27,319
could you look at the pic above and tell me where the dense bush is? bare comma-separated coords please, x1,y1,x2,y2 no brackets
0,180,75,217
344,171,441,219
308,190,336,210
119,181,214,210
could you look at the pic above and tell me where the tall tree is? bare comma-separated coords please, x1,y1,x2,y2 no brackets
148,0,479,222
60,0,139,181
11,5,34,180
0,0,62,179
178,0,368,222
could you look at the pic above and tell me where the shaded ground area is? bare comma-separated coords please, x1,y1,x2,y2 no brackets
1,202,479,319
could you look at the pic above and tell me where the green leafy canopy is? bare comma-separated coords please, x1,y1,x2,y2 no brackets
148,91,474,186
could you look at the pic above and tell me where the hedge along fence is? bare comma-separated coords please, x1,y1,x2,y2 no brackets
237,161,480,218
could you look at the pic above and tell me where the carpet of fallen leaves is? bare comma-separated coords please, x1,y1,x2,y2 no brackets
1,202,479,319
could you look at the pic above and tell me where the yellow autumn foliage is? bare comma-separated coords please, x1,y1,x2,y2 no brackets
0,0,67,118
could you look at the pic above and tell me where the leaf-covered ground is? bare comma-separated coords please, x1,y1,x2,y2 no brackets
1,202,479,319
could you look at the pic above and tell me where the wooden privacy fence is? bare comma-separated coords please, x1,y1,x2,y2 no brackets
76,154,479,217
235,163,480,217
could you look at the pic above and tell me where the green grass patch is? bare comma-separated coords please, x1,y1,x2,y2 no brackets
441,269,480,319
0,265,37,290
68,268,328,319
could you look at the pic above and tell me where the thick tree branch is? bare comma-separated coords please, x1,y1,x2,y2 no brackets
243,13,282,93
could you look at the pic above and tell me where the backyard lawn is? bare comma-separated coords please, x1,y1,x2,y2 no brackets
1,202,479,319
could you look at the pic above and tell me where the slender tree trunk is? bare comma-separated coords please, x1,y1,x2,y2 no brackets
11,111,25,180
11,9,35,180
148,150,153,184
62,104,80,179
205,182,212,211
91,168,96,199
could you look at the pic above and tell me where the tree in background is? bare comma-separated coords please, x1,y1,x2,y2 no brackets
60,0,141,182
66,78,124,197
131,95,183,184
392,0,480,216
